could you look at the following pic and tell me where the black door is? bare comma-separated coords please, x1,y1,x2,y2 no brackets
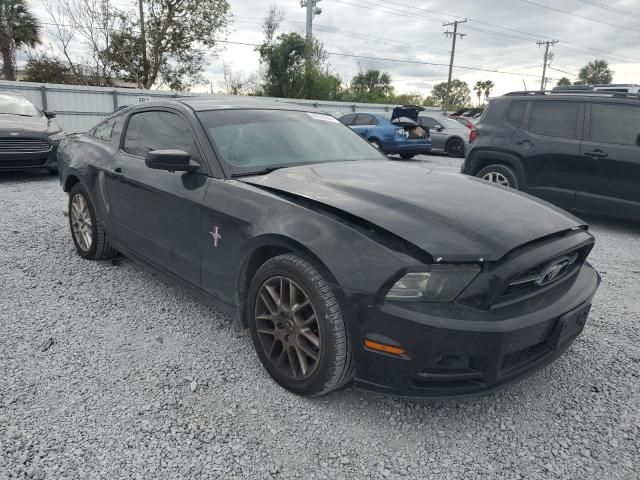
577,102,640,219
513,100,585,209
105,109,209,287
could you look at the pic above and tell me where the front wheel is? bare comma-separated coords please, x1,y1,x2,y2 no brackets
476,164,519,189
247,254,354,397
68,183,118,260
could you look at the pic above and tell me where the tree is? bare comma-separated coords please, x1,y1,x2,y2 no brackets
23,51,72,83
348,67,394,103
393,91,427,106
473,81,484,107
482,80,494,102
577,59,613,85
258,32,329,98
107,0,231,90
556,77,572,87
220,62,258,96
44,0,119,86
262,4,284,46
429,79,471,111
0,0,40,80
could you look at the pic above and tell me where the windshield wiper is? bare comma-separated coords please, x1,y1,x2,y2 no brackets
231,166,287,178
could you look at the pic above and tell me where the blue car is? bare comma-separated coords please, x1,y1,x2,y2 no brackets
340,108,432,159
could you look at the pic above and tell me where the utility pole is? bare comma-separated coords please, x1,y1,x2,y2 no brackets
301,0,322,43
443,19,467,113
537,40,558,91
138,0,148,88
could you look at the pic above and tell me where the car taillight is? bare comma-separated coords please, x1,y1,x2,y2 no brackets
470,129,478,143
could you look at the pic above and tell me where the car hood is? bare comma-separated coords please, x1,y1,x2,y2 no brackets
240,160,585,262
0,114,48,132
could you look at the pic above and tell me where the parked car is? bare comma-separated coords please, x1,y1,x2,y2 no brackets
59,97,599,398
450,115,476,130
462,91,640,222
417,113,474,157
0,93,63,173
340,109,431,159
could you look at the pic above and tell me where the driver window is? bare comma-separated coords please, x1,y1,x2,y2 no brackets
123,111,195,157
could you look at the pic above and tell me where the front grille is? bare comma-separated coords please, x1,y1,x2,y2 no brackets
0,158,48,168
499,248,585,300
0,138,51,153
500,342,550,372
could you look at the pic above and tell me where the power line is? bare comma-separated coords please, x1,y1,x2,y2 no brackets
335,0,640,63
517,0,640,34
574,0,640,20
217,39,559,79
547,66,578,77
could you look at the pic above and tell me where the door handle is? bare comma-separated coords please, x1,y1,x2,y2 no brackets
584,150,608,159
107,167,123,179
515,139,533,147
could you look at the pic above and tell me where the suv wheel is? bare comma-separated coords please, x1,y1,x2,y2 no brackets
247,254,354,397
477,164,519,189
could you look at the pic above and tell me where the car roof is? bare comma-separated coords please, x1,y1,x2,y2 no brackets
499,91,640,103
176,96,320,113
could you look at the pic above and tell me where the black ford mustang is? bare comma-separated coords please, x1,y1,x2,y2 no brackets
58,97,600,398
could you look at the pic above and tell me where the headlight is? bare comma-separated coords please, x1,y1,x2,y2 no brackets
386,265,480,302
48,131,65,141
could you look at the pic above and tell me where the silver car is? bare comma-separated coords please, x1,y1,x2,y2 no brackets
418,113,472,158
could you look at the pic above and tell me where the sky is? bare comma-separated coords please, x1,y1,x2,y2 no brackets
30,0,640,98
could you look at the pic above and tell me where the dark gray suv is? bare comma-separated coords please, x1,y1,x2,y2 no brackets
462,91,640,221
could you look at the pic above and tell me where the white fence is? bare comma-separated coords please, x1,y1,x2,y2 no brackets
0,80,440,133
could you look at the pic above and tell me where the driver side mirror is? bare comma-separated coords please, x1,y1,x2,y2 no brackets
44,110,56,119
145,150,199,172
435,125,444,132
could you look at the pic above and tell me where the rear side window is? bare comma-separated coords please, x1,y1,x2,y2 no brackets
590,103,640,146
339,114,356,125
123,111,195,157
506,101,526,126
419,117,441,129
529,101,580,139
354,114,375,125
93,117,116,141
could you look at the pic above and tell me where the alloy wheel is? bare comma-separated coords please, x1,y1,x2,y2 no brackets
254,276,321,380
70,193,93,251
482,171,510,187
448,139,464,157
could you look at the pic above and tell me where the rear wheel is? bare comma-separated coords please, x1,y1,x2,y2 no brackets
400,153,415,160
247,254,354,397
68,183,118,260
446,138,466,158
476,164,519,189
369,139,382,150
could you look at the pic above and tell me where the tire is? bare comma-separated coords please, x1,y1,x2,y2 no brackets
247,254,354,397
446,138,466,158
68,183,118,260
400,153,415,160
476,164,519,189
369,139,382,150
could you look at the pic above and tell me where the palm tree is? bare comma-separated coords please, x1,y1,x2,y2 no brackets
577,59,613,85
473,80,484,107
482,80,495,102
0,0,40,80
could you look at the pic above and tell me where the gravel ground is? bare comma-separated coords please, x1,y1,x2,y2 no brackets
1,157,639,480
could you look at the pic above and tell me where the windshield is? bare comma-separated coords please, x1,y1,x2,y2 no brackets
0,96,41,117
198,109,385,175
